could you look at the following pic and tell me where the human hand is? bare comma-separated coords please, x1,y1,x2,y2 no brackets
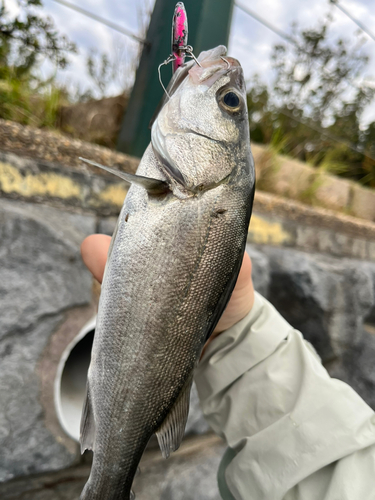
81,234,254,343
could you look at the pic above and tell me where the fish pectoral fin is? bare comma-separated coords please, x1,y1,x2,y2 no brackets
155,375,193,459
79,157,170,195
80,382,96,453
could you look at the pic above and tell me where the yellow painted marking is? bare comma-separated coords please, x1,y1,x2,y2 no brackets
0,161,82,199
249,214,291,245
98,184,128,207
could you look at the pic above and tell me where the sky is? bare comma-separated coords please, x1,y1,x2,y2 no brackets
6,0,375,123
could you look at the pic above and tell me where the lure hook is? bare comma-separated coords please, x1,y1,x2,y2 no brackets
185,45,202,68
220,56,230,70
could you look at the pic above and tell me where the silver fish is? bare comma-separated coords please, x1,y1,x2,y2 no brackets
80,45,255,500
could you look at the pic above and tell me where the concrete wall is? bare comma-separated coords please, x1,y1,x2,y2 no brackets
1,120,375,499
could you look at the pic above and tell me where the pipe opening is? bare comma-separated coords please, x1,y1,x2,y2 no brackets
55,317,96,442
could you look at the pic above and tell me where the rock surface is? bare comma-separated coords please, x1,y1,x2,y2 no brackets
0,199,95,481
261,245,375,361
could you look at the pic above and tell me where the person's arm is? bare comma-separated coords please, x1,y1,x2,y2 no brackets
195,291,375,500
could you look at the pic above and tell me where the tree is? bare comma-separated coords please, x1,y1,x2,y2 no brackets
247,18,375,186
0,0,76,125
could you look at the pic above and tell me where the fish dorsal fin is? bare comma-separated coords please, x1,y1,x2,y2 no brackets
80,382,96,453
79,157,170,195
155,375,193,459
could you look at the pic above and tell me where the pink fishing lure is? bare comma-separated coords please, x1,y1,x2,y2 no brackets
172,2,188,73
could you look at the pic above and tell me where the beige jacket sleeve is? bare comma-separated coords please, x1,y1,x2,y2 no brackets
194,292,375,500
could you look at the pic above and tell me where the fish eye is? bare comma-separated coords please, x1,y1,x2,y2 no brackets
223,91,240,108
219,89,242,113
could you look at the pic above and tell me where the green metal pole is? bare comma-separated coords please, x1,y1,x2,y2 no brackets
192,0,234,55
117,0,234,158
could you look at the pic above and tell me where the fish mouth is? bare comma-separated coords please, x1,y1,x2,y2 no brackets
188,46,241,87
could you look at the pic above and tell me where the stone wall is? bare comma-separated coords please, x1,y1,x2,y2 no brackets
1,120,375,499
253,143,375,222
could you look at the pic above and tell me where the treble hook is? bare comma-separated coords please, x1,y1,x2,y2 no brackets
185,45,202,68
157,46,203,98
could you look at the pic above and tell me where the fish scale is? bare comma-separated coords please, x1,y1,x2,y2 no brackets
80,46,255,499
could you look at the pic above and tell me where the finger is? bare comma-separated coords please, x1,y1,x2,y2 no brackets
81,234,111,284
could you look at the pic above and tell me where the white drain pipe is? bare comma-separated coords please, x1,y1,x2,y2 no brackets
54,316,96,442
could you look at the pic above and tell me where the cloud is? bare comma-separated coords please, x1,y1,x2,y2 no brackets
5,0,20,17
